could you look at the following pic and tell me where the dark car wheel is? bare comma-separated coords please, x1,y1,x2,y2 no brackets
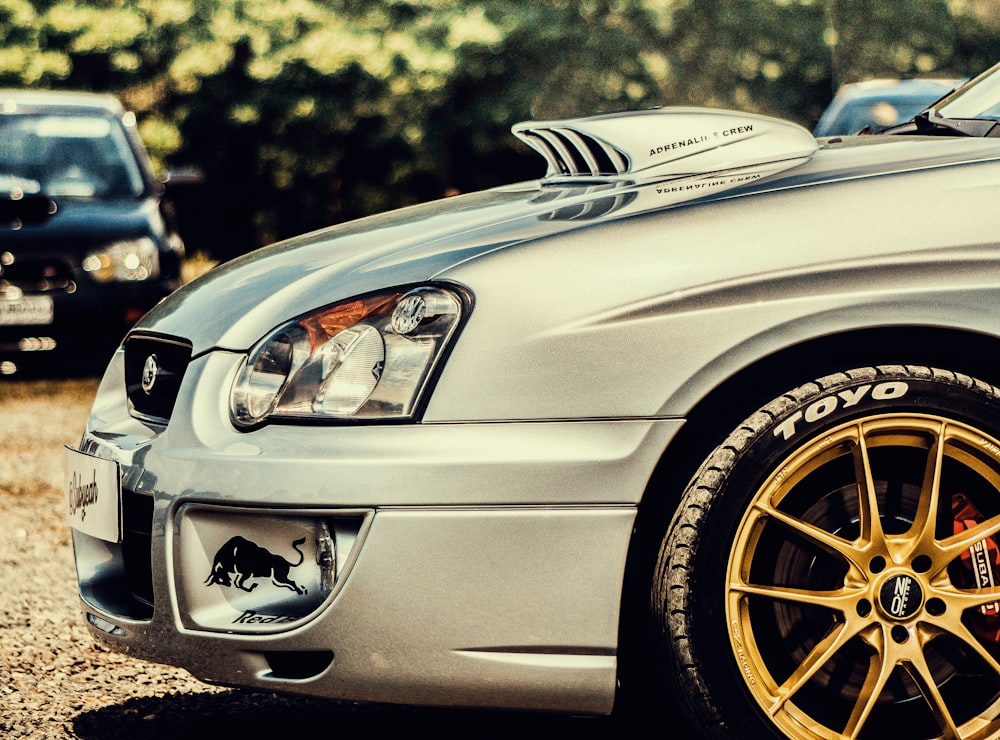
654,366,1000,739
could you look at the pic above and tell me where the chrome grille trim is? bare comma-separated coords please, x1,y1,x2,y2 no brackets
124,333,192,424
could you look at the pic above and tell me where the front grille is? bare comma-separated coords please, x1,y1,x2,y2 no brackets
121,488,154,618
124,333,192,423
0,256,75,293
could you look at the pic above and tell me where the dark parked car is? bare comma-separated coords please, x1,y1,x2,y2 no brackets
0,90,185,375
67,62,1000,739
814,77,964,136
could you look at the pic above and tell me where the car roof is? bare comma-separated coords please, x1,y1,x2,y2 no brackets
831,77,963,100
0,89,125,116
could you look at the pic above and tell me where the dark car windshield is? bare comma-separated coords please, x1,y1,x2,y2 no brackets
0,113,146,198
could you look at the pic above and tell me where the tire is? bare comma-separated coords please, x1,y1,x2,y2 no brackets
653,365,1000,740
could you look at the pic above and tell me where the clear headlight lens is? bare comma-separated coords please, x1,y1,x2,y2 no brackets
83,237,160,282
231,285,466,427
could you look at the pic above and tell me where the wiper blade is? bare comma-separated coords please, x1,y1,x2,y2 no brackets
909,110,1000,137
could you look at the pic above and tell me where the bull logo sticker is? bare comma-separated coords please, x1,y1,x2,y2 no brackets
205,535,308,595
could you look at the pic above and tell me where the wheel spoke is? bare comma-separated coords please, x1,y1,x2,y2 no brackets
843,628,894,739
852,423,887,551
755,502,866,568
907,421,946,547
902,635,961,740
768,620,858,716
922,616,1000,696
937,512,1000,564
933,583,1000,613
732,581,861,613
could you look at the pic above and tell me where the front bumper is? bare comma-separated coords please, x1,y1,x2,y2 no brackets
70,349,681,713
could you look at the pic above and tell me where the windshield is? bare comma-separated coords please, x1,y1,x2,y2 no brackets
934,61,1000,121
0,113,146,198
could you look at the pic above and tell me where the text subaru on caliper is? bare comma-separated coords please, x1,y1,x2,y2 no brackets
68,61,1000,740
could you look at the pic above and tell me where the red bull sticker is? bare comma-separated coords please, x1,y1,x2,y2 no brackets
205,535,309,596
177,507,329,634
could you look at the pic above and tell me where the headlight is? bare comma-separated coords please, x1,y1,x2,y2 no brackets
231,285,467,427
83,237,160,282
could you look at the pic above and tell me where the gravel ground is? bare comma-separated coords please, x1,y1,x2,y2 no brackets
0,378,633,739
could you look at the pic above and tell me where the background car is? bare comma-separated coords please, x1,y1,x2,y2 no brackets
0,90,186,375
67,63,1000,740
813,76,964,135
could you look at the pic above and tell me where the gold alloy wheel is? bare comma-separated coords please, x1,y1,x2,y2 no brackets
727,413,1000,739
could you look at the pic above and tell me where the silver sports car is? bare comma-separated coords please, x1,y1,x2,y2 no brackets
67,62,1000,739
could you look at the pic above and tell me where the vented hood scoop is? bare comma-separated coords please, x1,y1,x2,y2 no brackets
512,107,818,182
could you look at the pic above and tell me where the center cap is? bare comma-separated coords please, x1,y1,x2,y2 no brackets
878,573,924,620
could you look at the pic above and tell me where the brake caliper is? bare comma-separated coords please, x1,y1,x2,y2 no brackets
952,492,1000,642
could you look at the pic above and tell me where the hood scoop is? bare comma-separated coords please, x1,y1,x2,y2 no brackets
512,107,818,182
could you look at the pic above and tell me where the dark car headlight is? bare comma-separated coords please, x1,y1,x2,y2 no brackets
82,236,160,282
230,285,466,427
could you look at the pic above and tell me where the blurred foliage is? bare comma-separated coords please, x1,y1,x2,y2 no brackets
0,0,998,259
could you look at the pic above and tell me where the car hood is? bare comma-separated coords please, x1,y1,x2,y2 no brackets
137,134,1000,357
2,196,162,250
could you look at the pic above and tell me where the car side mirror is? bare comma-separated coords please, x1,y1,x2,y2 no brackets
160,167,205,188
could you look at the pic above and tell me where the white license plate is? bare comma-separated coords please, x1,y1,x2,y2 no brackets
0,295,54,325
65,447,121,543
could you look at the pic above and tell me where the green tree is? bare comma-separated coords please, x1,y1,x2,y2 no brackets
825,0,960,88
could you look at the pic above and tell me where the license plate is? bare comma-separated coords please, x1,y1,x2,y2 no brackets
0,294,54,325
64,447,121,543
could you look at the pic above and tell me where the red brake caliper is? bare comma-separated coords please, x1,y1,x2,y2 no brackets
952,493,1000,642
